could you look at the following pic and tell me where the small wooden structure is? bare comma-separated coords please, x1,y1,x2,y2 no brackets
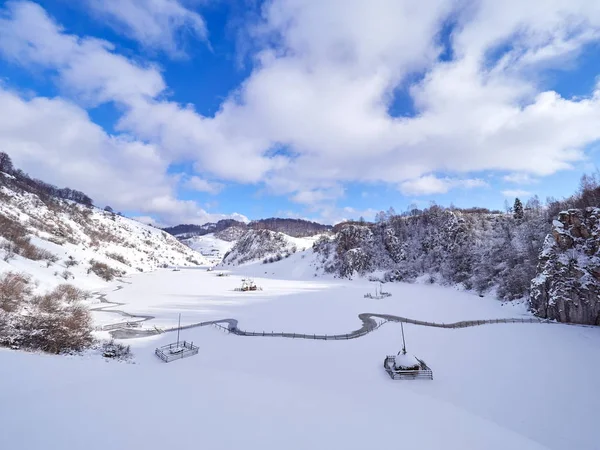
235,278,262,291
383,322,433,380
383,354,433,380
364,283,392,299
155,314,199,363
155,341,199,363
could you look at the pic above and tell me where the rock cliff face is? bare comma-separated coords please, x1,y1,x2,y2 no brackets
530,208,600,325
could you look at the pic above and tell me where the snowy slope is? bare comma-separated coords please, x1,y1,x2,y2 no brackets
179,233,235,265
220,229,320,266
2,265,599,449
0,185,208,292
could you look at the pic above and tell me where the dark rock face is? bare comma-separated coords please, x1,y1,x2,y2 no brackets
530,208,600,325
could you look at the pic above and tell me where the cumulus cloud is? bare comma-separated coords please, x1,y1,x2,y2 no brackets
0,86,239,226
502,189,533,198
85,0,207,56
400,175,488,196
184,176,224,195
503,173,538,184
3,0,600,218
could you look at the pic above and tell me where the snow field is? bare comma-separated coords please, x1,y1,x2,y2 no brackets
1,256,599,449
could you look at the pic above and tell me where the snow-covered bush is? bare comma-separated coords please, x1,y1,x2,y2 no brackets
105,252,130,266
87,260,124,281
0,274,93,353
101,339,132,360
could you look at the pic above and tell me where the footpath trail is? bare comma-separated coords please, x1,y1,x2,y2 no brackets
97,283,560,340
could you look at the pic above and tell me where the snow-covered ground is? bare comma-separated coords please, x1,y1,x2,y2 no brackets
2,251,599,449
181,233,235,264
0,185,207,294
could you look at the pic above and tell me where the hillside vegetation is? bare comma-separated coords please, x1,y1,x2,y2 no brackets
0,153,207,352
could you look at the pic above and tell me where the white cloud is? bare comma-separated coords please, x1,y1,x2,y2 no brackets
184,176,224,194
502,189,532,198
0,86,240,226
399,175,488,196
503,173,538,184
290,185,345,205
0,1,166,106
3,0,600,215
85,0,207,56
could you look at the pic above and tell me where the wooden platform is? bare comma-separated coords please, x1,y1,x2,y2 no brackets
383,355,433,380
155,341,199,363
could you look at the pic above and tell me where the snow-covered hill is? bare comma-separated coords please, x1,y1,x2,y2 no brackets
0,178,207,293
180,233,235,265
219,229,320,267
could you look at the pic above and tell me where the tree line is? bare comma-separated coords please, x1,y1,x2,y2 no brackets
0,152,93,207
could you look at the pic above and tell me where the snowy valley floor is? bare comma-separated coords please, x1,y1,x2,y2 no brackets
1,259,599,450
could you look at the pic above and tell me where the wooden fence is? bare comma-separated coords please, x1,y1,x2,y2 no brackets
212,319,388,341
155,341,199,363
383,355,433,380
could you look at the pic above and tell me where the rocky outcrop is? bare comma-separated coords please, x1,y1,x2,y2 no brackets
530,208,600,325
221,229,297,266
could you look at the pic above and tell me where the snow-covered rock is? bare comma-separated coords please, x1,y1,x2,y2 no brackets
530,208,600,325
220,229,318,266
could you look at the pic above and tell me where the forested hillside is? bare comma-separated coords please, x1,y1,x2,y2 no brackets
312,177,600,324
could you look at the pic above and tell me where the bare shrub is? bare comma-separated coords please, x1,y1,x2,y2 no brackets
47,236,66,246
5,234,55,262
1,241,16,261
105,252,130,266
64,256,79,267
53,284,89,303
88,259,124,281
22,303,93,354
60,270,73,280
101,339,132,360
24,286,93,353
0,213,28,242
0,272,31,313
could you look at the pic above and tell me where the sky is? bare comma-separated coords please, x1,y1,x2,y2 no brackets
1,0,600,226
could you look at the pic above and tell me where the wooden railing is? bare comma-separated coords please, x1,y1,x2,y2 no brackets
155,341,199,363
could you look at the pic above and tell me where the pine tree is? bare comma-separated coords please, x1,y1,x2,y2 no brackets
513,198,524,220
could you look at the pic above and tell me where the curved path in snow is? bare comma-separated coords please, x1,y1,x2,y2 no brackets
106,299,557,340
90,285,155,330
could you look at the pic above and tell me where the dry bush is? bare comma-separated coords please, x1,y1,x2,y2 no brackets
88,259,124,281
0,272,31,313
0,213,28,242
60,270,73,280
105,252,130,266
47,236,66,246
64,256,79,267
21,285,93,353
86,226,119,246
53,284,89,302
0,214,57,261
1,241,16,261
19,239,54,261
21,304,93,354
101,339,132,360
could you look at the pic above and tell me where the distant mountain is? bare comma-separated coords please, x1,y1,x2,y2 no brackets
165,218,331,239
162,219,245,238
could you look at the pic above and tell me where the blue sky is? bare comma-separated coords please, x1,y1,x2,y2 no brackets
1,0,600,225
